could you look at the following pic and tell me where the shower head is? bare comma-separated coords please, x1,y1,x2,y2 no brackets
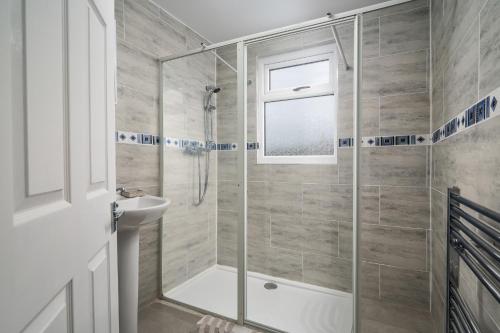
206,85,221,94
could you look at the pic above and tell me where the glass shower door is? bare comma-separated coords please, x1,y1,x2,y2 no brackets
244,22,356,333
161,44,240,320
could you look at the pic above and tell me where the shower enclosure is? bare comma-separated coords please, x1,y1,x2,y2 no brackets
161,20,356,332
159,1,431,332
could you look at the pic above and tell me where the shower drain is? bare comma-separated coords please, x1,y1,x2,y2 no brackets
264,282,278,290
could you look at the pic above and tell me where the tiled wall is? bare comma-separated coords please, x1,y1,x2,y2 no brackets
161,52,218,293
216,2,433,332
114,0,210,309
430,0,500,332
357,3,432,331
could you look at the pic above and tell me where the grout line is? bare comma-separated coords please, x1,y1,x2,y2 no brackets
378,17,381,58
373,90,430,99
366,222,430,231
301,251,304,282
426,145,429,187
378,185,381,225
361,260,429,273
425,230,428,274
378,95,381,136
477,12,481,100
122,0,125,40
378,264,381,298
365,47,429,61
440,70,445,128
341,183,430,189
337,222,340,257
268,215,272,249
426,46,429,92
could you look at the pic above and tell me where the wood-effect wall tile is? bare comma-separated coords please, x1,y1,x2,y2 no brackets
443,21,479,120
303,184,352,222
361,297,432,333
380,93,430,135
380,266,430,310
303,254,352,292
361,224,427,270
361,147,427,186
380,6,429,56
479,0,500,97
363,50,427,97
380,186,430,229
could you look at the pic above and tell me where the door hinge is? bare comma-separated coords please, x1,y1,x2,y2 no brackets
111,201,123,233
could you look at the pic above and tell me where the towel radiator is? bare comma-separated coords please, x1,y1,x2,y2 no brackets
446,187,500,332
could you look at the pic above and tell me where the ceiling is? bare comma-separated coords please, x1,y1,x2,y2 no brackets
153,0,391,43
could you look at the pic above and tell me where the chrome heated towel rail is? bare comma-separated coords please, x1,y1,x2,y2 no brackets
446,187,500,333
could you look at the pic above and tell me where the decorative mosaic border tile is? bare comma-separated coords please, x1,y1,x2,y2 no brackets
218,143,238,151
164,137,208,150
116,130,431,151
165,138,259,151
338,134,430,148
165,136,239,151
247,142,260,150
432,88,499,144
116,131,161,145
117,131,243,151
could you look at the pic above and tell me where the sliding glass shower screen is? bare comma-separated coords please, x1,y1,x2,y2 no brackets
159,11,365,333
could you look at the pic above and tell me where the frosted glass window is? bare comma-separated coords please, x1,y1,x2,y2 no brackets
264,95,335,156
269,60,330,91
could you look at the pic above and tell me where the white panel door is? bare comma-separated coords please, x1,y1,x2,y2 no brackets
0,0,118,332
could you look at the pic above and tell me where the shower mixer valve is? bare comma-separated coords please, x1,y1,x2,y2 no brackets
182,140,216,155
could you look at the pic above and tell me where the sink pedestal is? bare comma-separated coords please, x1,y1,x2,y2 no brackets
115,195,170,333
117,228,140,333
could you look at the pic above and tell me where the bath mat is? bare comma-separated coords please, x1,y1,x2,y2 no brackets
195,315,263,333
196,315,234,333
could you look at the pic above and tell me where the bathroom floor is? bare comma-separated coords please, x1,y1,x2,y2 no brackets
138,301,201,333
138,300,265,333
164,265,353,333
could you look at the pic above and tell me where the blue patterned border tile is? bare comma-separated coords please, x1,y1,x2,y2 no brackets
217,143,238,151
432,87,499,144
164,136,181,148
247,142,260,150
338,134,429,148
117,132,242,151
339,138,354,147
116,131,160,145
118,131,433,150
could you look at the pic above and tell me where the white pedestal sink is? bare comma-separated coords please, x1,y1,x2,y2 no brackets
116,195,170,333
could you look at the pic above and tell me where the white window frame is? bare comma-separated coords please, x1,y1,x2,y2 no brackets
256,45,338,164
